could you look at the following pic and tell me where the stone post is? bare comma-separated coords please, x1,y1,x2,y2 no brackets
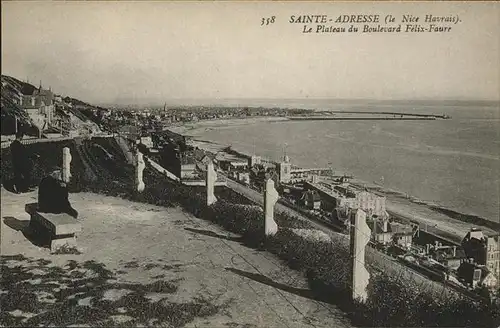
62,147,72,183
264,179,279,236
206,160,217,206
136,151,145,192
350,209,371,303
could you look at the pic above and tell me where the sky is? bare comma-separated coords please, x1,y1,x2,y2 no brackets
2,1,499,105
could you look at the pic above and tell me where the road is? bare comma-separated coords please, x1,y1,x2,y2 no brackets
225,178,347,238
350,183,497,242
389,211,462,245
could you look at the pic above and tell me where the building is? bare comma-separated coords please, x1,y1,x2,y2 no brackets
457,261,484,288
237,172,250,185
391,222,415,249
302,190,321,210
277,155,292,184
159,143,208,180
371,217,393,246
280,184,305,204
251,166,279,191
180,148,208,180
139,136,154,148
20,83,54,110
156,129,191,149
19,83,55,128
289,169,309,183
216,153,248,172
356,191,389,218
248,155,261,167
462,229,500,280
332,185,358,209
429,245,466,270
457,260,498,290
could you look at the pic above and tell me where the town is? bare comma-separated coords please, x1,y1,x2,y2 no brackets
2,76,499,301
1,75,499,327
2,2,499,326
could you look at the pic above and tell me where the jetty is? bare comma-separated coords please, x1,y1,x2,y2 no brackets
287,111,451,121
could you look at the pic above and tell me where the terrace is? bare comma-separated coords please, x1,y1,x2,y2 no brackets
1,137,498,327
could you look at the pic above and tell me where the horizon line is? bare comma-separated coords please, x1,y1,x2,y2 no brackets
96,97,500,106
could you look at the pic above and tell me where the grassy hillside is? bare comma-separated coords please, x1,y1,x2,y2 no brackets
1,75,105,135
1,76,37,135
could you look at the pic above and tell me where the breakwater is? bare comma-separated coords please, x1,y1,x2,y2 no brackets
287,110,450,121
288,116,437,121
317,111,451,118
192,112,499,224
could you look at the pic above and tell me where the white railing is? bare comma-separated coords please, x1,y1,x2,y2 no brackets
1,132,114,149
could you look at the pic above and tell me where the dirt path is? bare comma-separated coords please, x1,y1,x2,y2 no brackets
1,187,351,327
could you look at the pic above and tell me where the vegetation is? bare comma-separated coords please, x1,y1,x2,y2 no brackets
1,75,38,135
2,137,499,327
0,255,228,327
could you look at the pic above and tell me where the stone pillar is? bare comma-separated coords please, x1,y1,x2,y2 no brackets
62,147,72,183
350,209,371,303
264,179,279,236
136,151,145,192
206,160,217,206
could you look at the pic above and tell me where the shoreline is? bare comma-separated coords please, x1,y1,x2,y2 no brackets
166,118,499,234
167,116,289,135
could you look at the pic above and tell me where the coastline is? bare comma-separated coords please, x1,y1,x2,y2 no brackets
166,117,499,237
167,116,289,135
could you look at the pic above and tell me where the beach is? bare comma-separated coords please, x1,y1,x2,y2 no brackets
166,105,499,230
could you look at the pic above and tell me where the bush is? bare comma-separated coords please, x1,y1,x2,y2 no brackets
4,137,498,327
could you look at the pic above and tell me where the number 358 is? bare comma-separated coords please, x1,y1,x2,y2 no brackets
261,16,276,26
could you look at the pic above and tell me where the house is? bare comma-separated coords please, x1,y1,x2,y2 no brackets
430,246,466,270
179,148,207,180
457,261,482,288
215,153,248,172
482,270,499,291
371,218,393,246
462,229,500,280
334,206,354,229
457,261,498,290
289,167,315,184
237,172,250,185
19,83,56,128
331,185,358,209
302,190,321,210
280,184,304,202
248,155,261,167
20,83,54,110
356,190,389,218
391,222,415,249
139,136,154,148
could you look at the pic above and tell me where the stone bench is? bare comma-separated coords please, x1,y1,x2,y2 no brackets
25,203,81,252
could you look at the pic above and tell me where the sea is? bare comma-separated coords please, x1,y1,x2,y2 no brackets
189,99,500,224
